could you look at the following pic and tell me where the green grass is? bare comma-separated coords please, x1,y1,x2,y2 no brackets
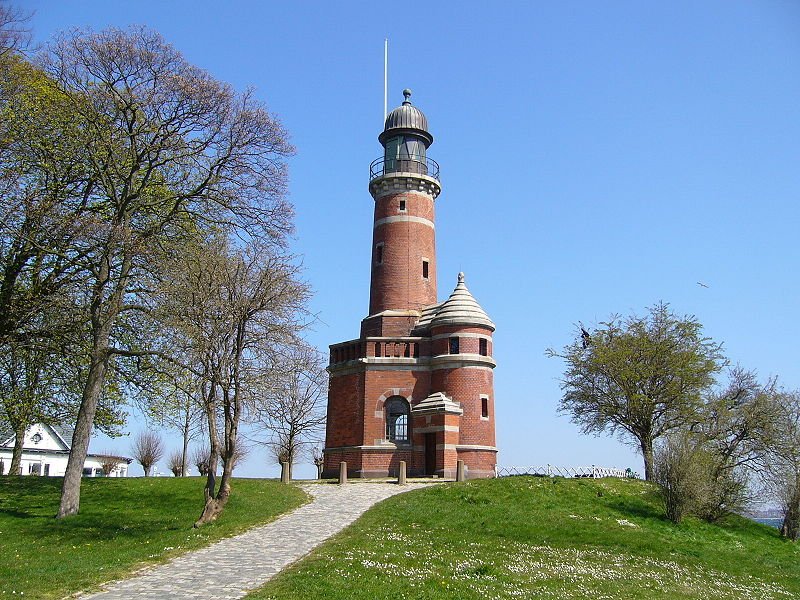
0,476,307,599
249,476,799,599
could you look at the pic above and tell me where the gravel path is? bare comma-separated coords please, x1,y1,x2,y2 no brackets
79,482,428,599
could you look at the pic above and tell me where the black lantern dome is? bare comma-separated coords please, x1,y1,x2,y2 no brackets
374,89,436,178
379,89,433,147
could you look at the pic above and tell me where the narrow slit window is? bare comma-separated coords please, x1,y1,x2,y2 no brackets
422,260,429,279
375,243,383,265
399,199,406,211
481,397,489,418
449,337,459,354
479,338,488,356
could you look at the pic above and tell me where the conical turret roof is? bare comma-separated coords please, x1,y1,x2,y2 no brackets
430,273,495,331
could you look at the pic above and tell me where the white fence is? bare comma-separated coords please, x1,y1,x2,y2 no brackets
495,465,634,479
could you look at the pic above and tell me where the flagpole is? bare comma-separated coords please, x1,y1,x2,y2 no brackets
383,38,388,122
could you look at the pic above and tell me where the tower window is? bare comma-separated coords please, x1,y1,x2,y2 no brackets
385,396,410,443
399,199,406,212
422,260,429,279
449,337,459,354
375,243,384,265
479,338,488,356
481,397,489,419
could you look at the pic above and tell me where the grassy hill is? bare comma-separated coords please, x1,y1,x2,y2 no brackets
0,476,306,599
250,476,799,599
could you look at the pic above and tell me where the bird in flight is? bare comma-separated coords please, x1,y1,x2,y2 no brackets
697,281,709,288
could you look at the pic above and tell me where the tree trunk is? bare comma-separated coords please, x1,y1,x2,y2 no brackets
195,454,233,527
781,487,800,541
181,406,190,477
57,242,127,518
57,345,107,517
8,422,26,476
194,482,230,527
640,438,655,482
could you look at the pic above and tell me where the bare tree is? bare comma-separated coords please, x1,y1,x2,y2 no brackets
131,430,164,477
188,441,247,477
0,1,31,55
167,450,183,477
37,27,294,518
99,453,124,476
690,368,777,522
255,345,327,481
311,446,325,480
192,445,210,476
762,390,800,540
142,367,205,477
156,235,309,525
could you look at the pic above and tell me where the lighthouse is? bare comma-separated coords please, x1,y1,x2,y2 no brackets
323,90,497,479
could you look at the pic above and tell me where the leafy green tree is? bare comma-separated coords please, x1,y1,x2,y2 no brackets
0,53,93,348
548,303,725,481
0,49,104,459
34,27,294,518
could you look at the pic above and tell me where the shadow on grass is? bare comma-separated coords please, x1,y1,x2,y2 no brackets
606,499,665,521
0,476,205,545
0,507,37,519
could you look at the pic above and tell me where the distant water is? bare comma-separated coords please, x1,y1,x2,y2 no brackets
754,517,782,529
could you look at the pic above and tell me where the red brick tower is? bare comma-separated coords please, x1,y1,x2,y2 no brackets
323,90,497,479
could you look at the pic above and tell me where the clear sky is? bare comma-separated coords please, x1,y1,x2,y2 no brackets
20,0,800,478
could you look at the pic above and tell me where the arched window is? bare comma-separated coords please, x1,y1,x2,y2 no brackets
385,396,410,443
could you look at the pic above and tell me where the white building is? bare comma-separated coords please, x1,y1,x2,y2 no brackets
0,423,131,477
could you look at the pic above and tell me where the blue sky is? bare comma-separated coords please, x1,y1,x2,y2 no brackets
21,1,800,477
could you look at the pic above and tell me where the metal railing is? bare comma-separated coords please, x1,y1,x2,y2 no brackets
369,156,440,181
495,465,637,479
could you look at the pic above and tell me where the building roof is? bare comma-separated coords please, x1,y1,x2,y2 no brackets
429,272,495,331
50,424,75,449
0,422,130,462
379,89,433,147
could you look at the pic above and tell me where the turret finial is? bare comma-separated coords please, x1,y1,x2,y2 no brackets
457,272,465,284
402,88,412,104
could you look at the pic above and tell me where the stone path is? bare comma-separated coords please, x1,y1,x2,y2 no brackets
80,482,428,599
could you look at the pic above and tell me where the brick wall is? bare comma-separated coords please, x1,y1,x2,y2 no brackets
431,366,495,449
325,372,364,448
368,190,437,315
